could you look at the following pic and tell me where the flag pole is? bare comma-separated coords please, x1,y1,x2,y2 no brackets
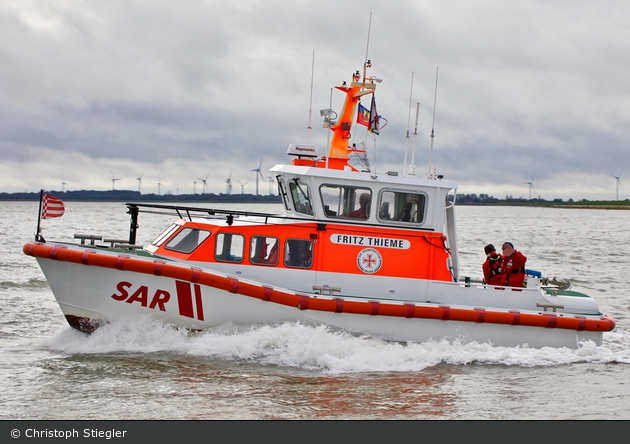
35,189,44,242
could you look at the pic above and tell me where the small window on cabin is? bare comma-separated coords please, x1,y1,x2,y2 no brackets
151,223,181,247
249,236,280,266
284,238,314,269
164,228,211,254
378,190,427,225
289,180,314,215
214,233,245,263
319,184,371,220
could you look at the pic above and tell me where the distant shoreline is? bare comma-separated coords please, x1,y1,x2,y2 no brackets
1,190,628,209
0,190,283,204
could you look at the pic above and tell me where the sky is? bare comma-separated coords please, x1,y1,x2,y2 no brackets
1,0,629,200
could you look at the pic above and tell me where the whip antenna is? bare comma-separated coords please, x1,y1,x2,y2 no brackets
428,67,439,178
364,12,372,64
307,49,315,145
409,102,420,176
403,71,414,176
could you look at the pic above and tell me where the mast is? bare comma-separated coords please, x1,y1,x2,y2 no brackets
325,15,377,170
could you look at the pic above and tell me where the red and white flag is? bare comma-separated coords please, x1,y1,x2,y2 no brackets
41,193,65,219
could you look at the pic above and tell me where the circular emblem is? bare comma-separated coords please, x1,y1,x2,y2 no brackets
357,248,382,274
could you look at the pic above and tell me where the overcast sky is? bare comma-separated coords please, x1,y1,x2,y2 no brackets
1,0,628,200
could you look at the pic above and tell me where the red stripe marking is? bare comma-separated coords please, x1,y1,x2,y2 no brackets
510,310,521,325
545,314,557,328
335,298,343,313
229,278,239,294
298,295,309,310
81,250,93,265
405,304,415,318
475,308,486,323
116,255,127,270
49,246,64,260
191,268,201,284
175,280,194,318
263,286,272,302
194,284,204,321
370,301,379,316
576,316,586,331
154,261,164,276
441,306,450,321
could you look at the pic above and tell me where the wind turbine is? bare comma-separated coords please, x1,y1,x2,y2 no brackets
525,174,535,200
198,172,209,194
193,179,197,195
226,171,233,194
251,158,264,195
238,180,248,194
157,176,163,196
110,170,121,191
61,176,68,193
612,169,623,200
268,176,274,195
137,172,144,193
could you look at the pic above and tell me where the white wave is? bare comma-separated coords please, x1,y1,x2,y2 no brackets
46,315,630,373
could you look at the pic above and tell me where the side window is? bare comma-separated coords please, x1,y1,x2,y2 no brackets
378,190,427,224
214,233,245,263
249,236,280,266
284,239,314,269
164,228,211,254
289,180,314,215
319,184,371,220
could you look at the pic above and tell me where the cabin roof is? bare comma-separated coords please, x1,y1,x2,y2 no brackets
270,163,458,191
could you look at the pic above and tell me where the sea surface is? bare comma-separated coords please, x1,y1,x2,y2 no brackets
1,201,629,420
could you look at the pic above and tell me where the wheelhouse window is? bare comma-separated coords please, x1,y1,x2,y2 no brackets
378,190,427,225
319,184,371,220
249,236,280,266
164,228,211,254
289,179,314,216
151,223,181,247
284,239,314,269
277,178,292,212
214,232,245,263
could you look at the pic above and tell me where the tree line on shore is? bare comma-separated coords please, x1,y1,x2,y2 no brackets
1,190,627,207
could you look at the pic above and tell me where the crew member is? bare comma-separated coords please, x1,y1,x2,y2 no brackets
348,193,370,219
482,244,505,285
501,242,527,287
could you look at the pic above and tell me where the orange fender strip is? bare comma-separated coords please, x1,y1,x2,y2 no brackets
23,243,616,333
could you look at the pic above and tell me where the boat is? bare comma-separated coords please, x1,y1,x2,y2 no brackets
23,60,615,349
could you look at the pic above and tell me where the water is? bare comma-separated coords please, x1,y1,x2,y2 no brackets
1,201,629,420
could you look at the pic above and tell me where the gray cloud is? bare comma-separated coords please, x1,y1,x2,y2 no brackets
1,1,629,199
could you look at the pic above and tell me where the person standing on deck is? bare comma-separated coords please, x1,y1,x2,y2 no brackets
501,242,527,287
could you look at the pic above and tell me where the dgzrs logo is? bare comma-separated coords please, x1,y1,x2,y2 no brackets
357,248,382,274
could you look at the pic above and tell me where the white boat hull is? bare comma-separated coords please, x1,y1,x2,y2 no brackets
31,243,611,349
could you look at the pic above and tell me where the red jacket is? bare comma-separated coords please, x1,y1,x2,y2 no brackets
503,250,527,287
483,253,505,285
